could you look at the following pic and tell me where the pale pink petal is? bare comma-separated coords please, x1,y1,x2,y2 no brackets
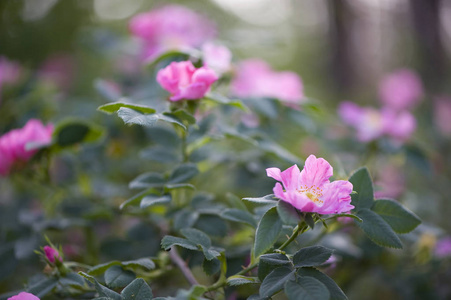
318,180,354,214
299,155,333,188
280,164,301,190
7,292,40,300
338,101,363,126
266,167,282,182
273,182,285,200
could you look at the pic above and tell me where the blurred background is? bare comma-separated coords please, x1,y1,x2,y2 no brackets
1,0,451,299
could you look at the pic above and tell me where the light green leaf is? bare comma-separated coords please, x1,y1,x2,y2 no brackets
254,207,283,258
293,246,333,268
140,195,172,209
243,194,278,205
129,172,165,189
349,167,374,210
97,101,156,114
356,208,402,249
371,199,421,234
168,163,199,183
227,275,260,286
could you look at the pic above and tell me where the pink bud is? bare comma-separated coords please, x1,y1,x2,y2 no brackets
44,246,62,263
8,292,40,300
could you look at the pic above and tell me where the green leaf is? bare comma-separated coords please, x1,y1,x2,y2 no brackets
121,278,153,300
297,267,348,300
258,253,291,281
79,272,122,300
277,201,301,226
122,258,156,271
304,213,315,229
181,228,211,249
204,92,249,111
119,189,158,210
88,261,122,276
325,213,362,222
164,183,195,192
168,163,199,184
97,101,156,114
171,109,196,125
356,208,402,249
59,272,86,288
371,199,421,234
349,167,374,210
202,257,220,275
284,276,330,300
27,277,58,298
254,207,283,258
129,172,166,190
227,275,260,286
220,208,257,227
259,266,295,298
293,246,333,268
226,193,248,211
161,236,198,251
105,265,136,288
243,194,278,205
140,194,172,209
147,49,196,70
117,108,187,130
53,119,104,148
141,146,181,163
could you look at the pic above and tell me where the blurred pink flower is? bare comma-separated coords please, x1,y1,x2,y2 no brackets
231,59,304,106
38,54,75,90
8,292,39,300
0,119,54,176
266,155,354,214
338,101,416,143
202,42,232,75
43,246,62,263
434,97,451,137
129,5,216,61
374,164,405,199
435,236,451,258
378,69,423,111
157,61,218,101
0,56,21,86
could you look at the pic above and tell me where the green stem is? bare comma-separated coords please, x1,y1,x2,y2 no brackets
278,222,307,251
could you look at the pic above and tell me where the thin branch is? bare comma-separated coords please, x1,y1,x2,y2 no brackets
169,247,199,285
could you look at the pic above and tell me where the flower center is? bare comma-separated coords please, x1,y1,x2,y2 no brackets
298,185,324,206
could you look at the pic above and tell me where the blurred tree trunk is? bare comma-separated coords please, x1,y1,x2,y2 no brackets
409,0,448,89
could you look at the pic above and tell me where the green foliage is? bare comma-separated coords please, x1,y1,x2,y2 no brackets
292,246,334,268
121,279,153,300
52,118,104,149
277,201,301,226
258,253,291,281
259,266,295,298
105,265,136,288
371,199,421,234
284,276,330,300
253,207,283,258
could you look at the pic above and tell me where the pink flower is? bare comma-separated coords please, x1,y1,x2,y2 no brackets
202,42,232,75
0,119,54,176
266,155,354,214
338,101,416,143
43,246,62,263
129,5,216,61
378,69,423,111
231,59,304,105
374,164,405,199
435,237,451,258
434,97,451,137
8,292,40,300
38,54,75,90
156,61,218,101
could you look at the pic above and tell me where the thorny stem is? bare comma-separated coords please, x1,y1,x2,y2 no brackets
169,247,199,286
278,222,308,251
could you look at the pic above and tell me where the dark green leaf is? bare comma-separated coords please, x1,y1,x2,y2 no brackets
121,278,153,300
27,277,58,298
180,228,211,248
277,201,301,226
293,246,333,268
120,189,158,210
220,208,257,227
254,207,283,258
59,272,85,288
349,167,374,210
161,236,198,251
243,194,278,205
258,253,291,281
304,213,315,229
54,119,104,147
122,258,156,271
168,163,199,184
356,208,402,249
202,257,220,275
297,267,348,300
227,275,260,286
284,276,329,300
105,265,136,288
226,193,248,211
371,199,421,234
129,172,165,190
140,195,172,209
97,101,156,114
194,214,228,237
259,266,295,298
88,261,122,276
171,109,196,125
79,272,122,300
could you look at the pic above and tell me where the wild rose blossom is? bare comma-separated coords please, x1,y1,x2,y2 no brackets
378,69,423,111
201,42,232,75
129,5,216,61
231,59,304,106
266,155,354,214
8,292,39,300
156,61,218,101
0,119,54,176
338,101,416,143
44,246,62,263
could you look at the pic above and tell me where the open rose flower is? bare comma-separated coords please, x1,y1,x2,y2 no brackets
8,292,40,300
266,155,354,214
202,42,232,75
0,119,54,176
44,246,62,264
157,61,218,101
378,69,423,111
231,59,304,106
129,5,216,61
